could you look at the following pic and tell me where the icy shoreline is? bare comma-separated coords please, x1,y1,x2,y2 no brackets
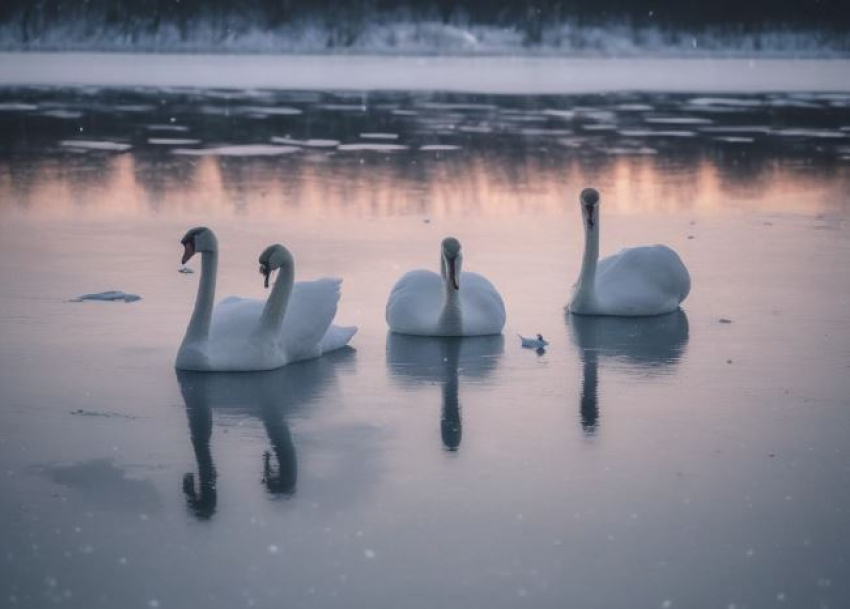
1,53,849,93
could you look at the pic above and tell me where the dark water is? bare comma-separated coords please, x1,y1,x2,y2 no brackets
1,86,849,609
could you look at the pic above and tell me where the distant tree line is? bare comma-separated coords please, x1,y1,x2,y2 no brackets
1,0,848,47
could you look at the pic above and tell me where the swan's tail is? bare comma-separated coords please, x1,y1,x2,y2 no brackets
320,325,358,354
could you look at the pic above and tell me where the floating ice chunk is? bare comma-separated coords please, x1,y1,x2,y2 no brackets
337,143,408,152
603,146,658,155
70,291,141,303
303,139,340,148
458,125,493,133
60,140,132,151
714,136,754,143
270,136,302,146
699,125,771,134
687,97,762,108
146,124,189,132
580,124,617,131
42,109,83,119
114,104,155,112
236,105,303,116
271,137,340,148
616,104,653,111
148,138,201,145
172,144,300,156
767,98,821,109
360,132,399,140
391,109,418,116
416,102,496,111
645,117,714,125
618,130,697,138
772,129,845,139
519,127,574,136
542,109,576,120
420,144,461,151
0,102,37,111
319,103,365,112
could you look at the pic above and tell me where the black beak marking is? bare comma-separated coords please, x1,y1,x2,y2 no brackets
584,204,595,229
260,264,271,288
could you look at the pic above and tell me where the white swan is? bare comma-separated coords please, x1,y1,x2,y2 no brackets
386,237,506,336
569,188,691,316
175,228,357,371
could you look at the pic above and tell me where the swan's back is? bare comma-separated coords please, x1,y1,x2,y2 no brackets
457,272,506,336
201,278,354,370
596,245,690,316
386,270,505,336
280,278,343,360
386,270,445,335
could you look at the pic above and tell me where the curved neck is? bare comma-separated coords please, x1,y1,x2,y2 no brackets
438,255,463,335
438,283,462,335
258,265,294,334
573,217,600,306
184,250,217,343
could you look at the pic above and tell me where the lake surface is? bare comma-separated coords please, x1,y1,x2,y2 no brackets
1,85,849,609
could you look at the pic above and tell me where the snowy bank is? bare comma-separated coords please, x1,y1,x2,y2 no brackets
1,53,849,94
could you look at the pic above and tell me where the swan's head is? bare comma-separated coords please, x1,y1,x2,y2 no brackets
258,244,294,289
180,227,217,264
580,188,600,230
441,237,462,290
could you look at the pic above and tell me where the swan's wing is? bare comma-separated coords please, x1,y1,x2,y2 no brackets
280,278,342,359
208,297,264,343
320,324,358,353
596,245,690,315
459,272,506,335
385,270,443,335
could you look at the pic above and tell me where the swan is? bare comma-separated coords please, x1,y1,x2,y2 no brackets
568,188,691,316
386,237,506,336
175,227,357,371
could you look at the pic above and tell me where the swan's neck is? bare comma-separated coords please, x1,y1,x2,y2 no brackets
573,219,600,309
438,282,463,336
438,254,463,335
258,265,294,335
184,250,217,343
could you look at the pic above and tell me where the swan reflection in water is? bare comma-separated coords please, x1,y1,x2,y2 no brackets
176,349,353,519
386,334,504,451
567,310,689,436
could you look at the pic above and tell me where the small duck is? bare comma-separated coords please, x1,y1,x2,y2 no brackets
519,333,549,349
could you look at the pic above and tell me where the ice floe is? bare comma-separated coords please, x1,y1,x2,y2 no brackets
146,124,190,132
617,129,697,138
337,143,409,152
772,129,846,139
360,133,399,140
41,109,83,119
148,138,201,145
172,144,300,156
236,105,303,116
0,102,37,111
70,291,141,303
60,140,132,151
645,117,714,125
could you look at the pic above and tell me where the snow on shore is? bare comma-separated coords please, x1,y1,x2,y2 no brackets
1,53,849,94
